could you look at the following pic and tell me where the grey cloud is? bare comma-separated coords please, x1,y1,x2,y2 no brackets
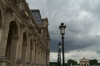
71,55,79,57
66,20,84,33
26,0,100,60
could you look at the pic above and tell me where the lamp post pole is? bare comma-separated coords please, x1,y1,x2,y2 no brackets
59,49,61,66
57,50,60,66
62,34,65,66
59,23,66,66
57,51,59,66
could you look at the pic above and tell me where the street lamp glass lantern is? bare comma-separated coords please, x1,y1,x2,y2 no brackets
58,42,62,49
59,23,66,35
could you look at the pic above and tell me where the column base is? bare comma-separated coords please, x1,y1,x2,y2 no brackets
24,61,30,66
16,59,23,66
0,56,7,66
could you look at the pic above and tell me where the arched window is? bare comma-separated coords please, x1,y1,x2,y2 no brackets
5,21,18,61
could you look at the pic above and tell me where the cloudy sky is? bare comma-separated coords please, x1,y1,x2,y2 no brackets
26,0,100,63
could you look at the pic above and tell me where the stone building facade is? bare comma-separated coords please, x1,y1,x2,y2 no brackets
0,0,50,66
80,58,90,66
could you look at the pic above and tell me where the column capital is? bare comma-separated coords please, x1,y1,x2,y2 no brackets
25,60,30,64
20,23,25,29
32,61,35,65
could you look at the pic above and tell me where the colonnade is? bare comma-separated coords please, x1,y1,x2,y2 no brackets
0,0,50,66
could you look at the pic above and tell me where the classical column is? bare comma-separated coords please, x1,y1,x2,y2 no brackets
26,34,31,66
44,49,47,65
38,45,39,66
35,41,37,66
0,23,5,63
16,25,24,66
0,23,3,43
39,46,41,65
42,51,43,65
32,39,36,66
35,42,38,66
37,45,39,66
0,15,12,66
40,48,42,65
0,15,10,57
21,42,27,66
43,50,45,65
29,39,33,66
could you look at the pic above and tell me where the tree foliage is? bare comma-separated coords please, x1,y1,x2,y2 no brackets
67,59,78,66
89,59,98,65
50,62,57,66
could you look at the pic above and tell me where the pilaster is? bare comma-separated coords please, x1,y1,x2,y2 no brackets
16,23,25,61
0,16,10,56
26,33,32,63
0,23,3,45
16,59,23,66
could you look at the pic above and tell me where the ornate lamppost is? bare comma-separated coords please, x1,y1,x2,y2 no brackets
59,23,66,66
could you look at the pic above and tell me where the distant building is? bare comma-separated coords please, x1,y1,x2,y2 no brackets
80,58,90,66
31,9,43,26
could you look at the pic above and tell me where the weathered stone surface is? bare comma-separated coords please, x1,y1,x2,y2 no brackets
0,0,50,66
80,58,90,66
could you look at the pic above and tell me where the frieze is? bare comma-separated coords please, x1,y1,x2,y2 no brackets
12,0,20,4
26,17,30,23
20,23,25,29
0,2,6,14
26,61,30,64
6,6,13,13
21,3,25,12
28,33,31,36
17,0,20,3
29,26,33,30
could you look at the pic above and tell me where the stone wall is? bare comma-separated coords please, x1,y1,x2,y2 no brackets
0,0,50,66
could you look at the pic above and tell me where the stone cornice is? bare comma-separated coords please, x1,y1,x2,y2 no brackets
22,0,37,26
